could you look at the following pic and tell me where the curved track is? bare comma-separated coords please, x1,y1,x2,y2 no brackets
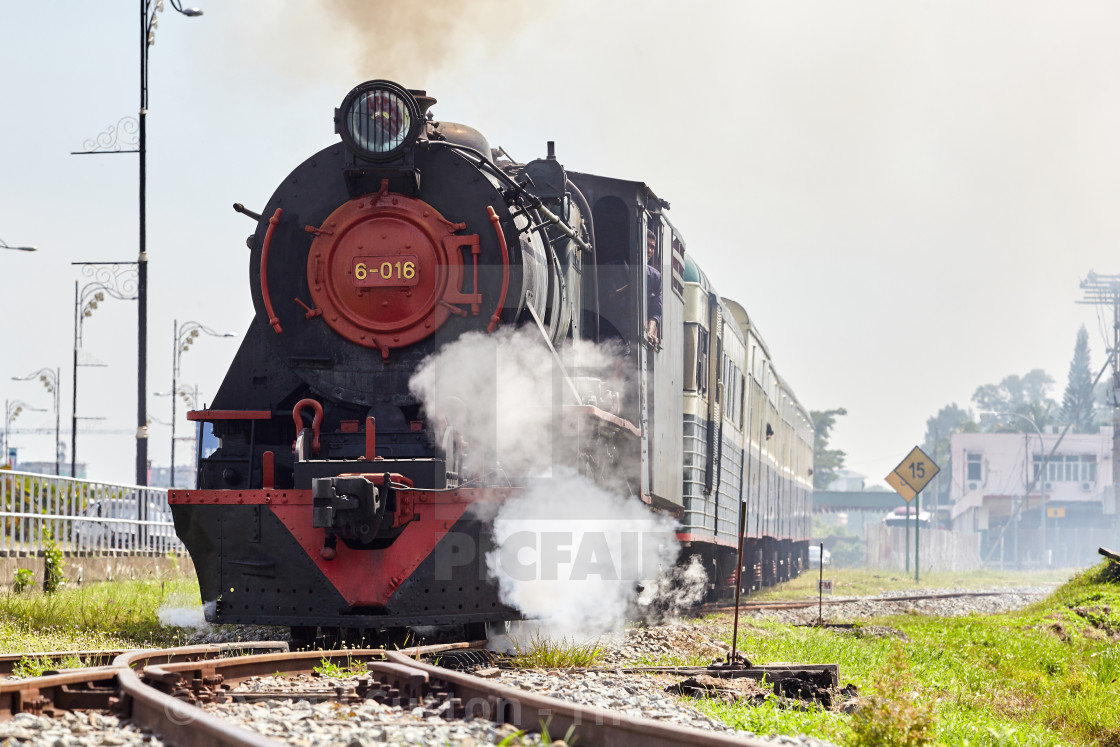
1,642,783,746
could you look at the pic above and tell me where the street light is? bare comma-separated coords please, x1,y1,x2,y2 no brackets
11,368,61,475
73,273,138,478
170,321,231,487
4,400,47,468
135,0,204,486
156,383,202,486
980,410,1048,567
0,238,37,252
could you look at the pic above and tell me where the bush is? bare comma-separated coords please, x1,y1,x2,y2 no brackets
849,643,936,747
13,568,33,594
43,529,65,594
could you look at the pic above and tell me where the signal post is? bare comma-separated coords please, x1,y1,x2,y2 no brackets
886,446,940,582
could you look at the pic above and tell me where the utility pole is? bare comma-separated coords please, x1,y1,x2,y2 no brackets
1077,272,1120,529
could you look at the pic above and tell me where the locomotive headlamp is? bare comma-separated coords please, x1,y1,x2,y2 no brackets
336,81,421,160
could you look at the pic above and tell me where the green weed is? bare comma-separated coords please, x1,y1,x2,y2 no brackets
848,642,936,747
507,632,603,670
12,568,33,594
313,656,368,678
539,716,578,745
11,654,88,677
42,529,65,594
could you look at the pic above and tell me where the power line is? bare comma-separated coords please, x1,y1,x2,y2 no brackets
1077,270,1120,524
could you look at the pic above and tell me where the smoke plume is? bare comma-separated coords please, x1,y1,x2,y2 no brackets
324,0,534,83
409,327,624,479
233,1,540,87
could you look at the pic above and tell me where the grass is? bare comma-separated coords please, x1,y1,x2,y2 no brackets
0,577,206,653
672,564,1120,746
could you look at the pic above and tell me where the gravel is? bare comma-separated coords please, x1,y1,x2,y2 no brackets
0,710,164,747
204,673,552,747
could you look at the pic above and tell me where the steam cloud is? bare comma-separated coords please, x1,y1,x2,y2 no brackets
485,468,680,638
157,598,213,629
410,327,700,639
409,327,623,479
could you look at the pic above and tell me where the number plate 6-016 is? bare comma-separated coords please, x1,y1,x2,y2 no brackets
351,256,420,287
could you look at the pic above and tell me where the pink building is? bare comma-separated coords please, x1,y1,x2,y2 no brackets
950,429,1117,567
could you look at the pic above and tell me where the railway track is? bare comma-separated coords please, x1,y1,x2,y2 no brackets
697,587,1051,614
0,642,794,747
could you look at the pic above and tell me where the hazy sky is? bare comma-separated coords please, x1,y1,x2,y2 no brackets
2,1,1119,488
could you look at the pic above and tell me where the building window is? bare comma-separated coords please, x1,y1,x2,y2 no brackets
966,453,982,481
1032,454,1097,484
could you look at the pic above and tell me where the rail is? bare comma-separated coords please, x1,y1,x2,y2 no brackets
0,469,180,556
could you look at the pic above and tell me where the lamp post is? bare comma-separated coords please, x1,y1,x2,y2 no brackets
0,238,37,252
73,270,138,478
11,369,61,475
4,400,46,468
136,0,203,486
981,410,1048,567
169,320,231,486
156,383,202,487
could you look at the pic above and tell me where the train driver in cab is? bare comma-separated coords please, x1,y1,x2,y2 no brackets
646,227,662,349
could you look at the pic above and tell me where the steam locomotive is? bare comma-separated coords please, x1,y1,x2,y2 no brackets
170,80,813,642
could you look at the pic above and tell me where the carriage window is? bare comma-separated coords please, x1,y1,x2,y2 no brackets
734,369,743,423
697,326,709,397
714,340,722,404
683,323,699,391
645,223,662,350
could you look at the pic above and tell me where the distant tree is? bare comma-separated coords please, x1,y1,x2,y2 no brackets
971,369,1056,428
1060,326,1095,432
810,408,847,490
1094,380,1114,428
921,404,978,508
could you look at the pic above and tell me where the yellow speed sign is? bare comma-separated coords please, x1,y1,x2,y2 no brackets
892,446,941,494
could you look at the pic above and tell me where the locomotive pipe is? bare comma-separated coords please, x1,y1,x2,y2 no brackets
429,140,590,252
485,206,511,333
530,201,592,253
233,202,263,221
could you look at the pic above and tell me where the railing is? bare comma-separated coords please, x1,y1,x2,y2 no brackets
0,469,181,556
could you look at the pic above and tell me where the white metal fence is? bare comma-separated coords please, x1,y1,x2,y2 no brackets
866,525,980,572
0,469,181,555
